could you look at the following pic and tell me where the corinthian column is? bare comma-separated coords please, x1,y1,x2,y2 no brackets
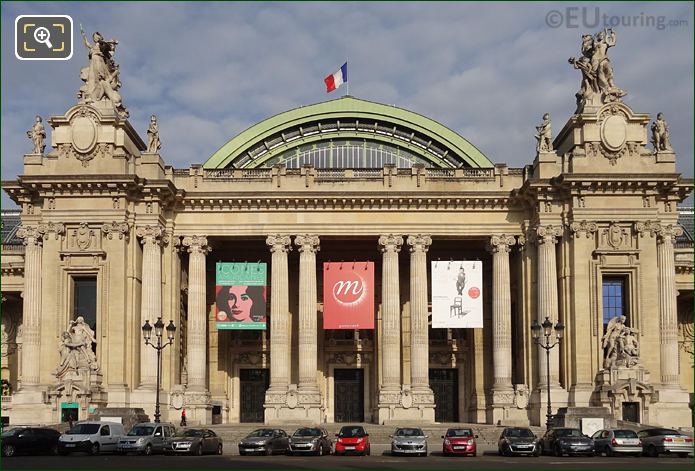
407,235,432,391
266,235,292,392
535,225,562,387
182,236,210,392
378,235,403,392
16,226,44,390
489,234,516,390
136,225,166,388
295,235,320,393
656,225,683,386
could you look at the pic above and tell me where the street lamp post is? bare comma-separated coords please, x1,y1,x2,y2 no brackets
142,317,176,423
531,316,564,430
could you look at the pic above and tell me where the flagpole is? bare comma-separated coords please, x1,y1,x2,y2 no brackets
345,60,349,96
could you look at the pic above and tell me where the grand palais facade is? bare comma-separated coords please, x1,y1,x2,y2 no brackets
1,29,693,429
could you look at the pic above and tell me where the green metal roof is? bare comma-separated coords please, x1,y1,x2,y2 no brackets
204,96,493,169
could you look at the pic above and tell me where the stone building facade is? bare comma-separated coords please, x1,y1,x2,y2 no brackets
1,30,693,428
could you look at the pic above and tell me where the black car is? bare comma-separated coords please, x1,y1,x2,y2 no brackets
1,427,61,457
498,427,539,456
539,428,594,457
288,427,331,456
238,428,289,455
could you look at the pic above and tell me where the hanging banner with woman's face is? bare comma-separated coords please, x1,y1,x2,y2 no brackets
323,262,374,329
215,262,267,330
431,261,483,328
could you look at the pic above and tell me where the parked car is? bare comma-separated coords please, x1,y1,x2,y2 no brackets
538,427,594,456
1,427,61,457
116,422,176,455
498,427,539,457
58,421,124,455
238,428,289,455
638,428,693,458
288,427,331,456
591,429,642,457
390,427,428,456
168,428,222,455
442,428,477,456
334,425,370,456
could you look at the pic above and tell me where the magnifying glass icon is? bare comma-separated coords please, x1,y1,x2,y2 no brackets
33,27,53,49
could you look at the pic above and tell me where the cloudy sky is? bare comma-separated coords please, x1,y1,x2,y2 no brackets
2,1,693,208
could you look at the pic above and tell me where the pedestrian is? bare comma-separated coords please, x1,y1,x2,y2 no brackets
68,413,74,429
180,408,187,427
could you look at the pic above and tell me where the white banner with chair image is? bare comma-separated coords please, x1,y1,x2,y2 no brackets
431,260,483,328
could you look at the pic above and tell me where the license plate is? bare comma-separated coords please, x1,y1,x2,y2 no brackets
674,438,685,443
454,446,467,450
65,444,76,448
344,446,355,450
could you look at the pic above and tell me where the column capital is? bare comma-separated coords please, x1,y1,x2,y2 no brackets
488,234,516,253
266,234,292,253
657,224,683,245
569,220,598,238
533,224,562,245
379,234,404,253
136,225,167,246
16,225,45,245
294,234,320,253
182,235,211,254
101,221,130,241
634,221,683,244
407,234,432,253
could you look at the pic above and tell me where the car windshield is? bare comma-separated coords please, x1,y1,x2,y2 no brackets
1,429,22,437
66,424,100,435
506,428,534,438
395,428,424,437
293,428,321,437
339,427,366,438
555,429,583,437
182,430,204,437
447,429,473,437
127,426,154,436
246,429,274,438
613,430,638,438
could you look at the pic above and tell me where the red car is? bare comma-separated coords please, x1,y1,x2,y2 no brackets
334,425,370,456
442,428,478,456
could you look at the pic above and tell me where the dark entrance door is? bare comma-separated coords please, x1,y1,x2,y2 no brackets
429,368,459,422
240,368,269,423
334,369,364,422
622,402,640,423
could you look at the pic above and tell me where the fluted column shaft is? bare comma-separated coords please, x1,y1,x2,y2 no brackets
183,236,210,392
296,235,320,392
657,226,682,386
490,235,515,389
536,226,561,386
407,235,431,391
17,227,43,389
137,226,165,388
379,235,403,391
267,235,292,391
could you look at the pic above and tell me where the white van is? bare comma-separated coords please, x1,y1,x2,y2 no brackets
58,421,125,455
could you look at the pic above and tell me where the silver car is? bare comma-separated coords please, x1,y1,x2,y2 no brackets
638,428,693,458
591,429,642,456
390,427,428,457
117,423,176,455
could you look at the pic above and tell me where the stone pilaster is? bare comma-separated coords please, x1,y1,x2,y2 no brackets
136,225,166,388
656,225,683,386
489,234,515,390
264,235,292,423
294,234,322,422
406,235,435,423
534,225,562,387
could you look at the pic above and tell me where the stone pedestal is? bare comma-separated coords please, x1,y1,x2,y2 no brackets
593,366,654,425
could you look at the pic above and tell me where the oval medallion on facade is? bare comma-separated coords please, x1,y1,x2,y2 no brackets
71,116,98,153
601,114,627,151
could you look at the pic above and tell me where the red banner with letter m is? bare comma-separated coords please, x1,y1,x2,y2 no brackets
323,262,374,329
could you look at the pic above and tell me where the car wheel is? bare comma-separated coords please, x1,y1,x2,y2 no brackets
50,444,59,456
645,445,658,457
318,445,324,456
143,444,153,456
604,445,614,457
532,449,540,457
554,445,563,457
3,444,16,457
217,443,223,455
90,442,100,456
366,446,371,456
678,453,689,458
537,444,544,456
239,450,246,456
265,447,272,456
194,444,203,456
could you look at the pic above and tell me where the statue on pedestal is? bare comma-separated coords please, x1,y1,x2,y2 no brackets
54,316,99,380
146,115,161,153
535,113,553,152
26,115,46,155
602,315,640,368
569,29,627,112
78,25,128,118
651,112,673,152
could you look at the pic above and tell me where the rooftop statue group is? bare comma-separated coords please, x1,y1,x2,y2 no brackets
602,315,640,369
569,28,627,112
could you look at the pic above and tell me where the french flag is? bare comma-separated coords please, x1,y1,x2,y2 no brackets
324,62,348,93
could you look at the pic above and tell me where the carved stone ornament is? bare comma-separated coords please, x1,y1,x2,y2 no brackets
266,234,292,253
400,387,413,409
533,224,563,244
182,235,211,254
407,234,432,253
601,315,640,368
651,112,673,153
488,234,516,253
569,220,598,238
136,225,167,246
73,222,95,251
603,223,627,249
101,221,130,240
513,384,529,409
598,105,629,165
378,234,404,253
54,316,100,381
294,234,320,253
